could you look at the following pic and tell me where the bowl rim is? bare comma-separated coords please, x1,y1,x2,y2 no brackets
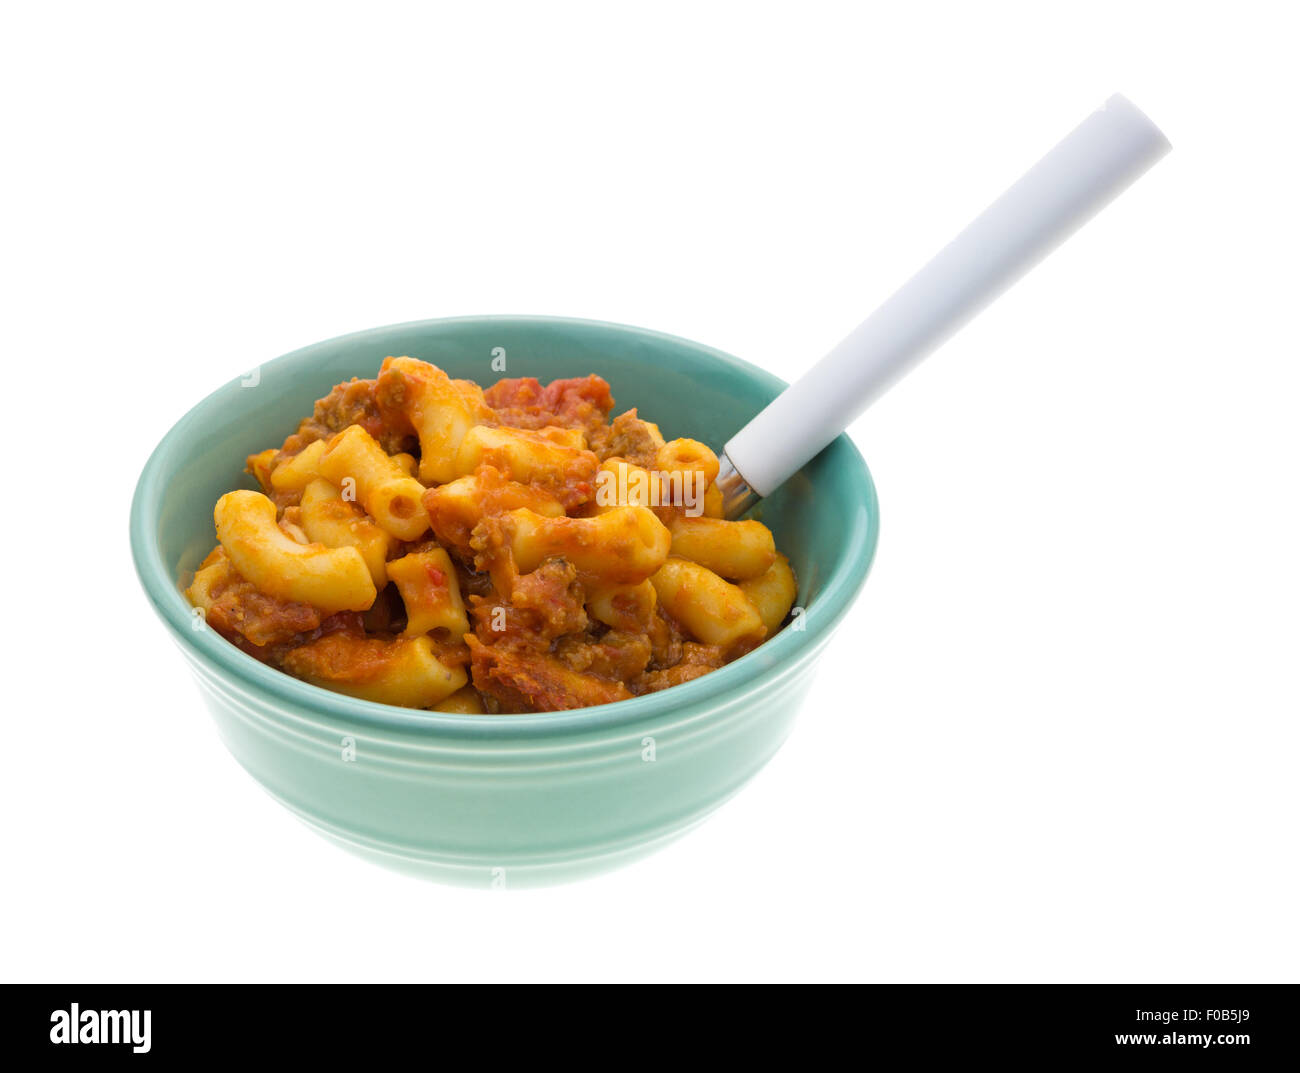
130,314,879,739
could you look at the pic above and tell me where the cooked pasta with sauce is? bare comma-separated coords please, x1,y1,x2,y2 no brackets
186,356,798,712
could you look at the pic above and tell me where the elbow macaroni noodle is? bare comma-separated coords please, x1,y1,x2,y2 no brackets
185,356,799,713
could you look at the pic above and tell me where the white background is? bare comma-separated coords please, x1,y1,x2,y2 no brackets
3,1,1296,983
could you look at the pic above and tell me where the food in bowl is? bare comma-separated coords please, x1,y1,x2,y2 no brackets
186,355,798,713
131,316,879,886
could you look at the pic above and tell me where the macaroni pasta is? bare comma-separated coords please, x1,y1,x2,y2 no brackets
185,357,799,712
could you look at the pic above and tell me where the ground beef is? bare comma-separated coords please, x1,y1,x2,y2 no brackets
280,377,416,458
588,409,663,467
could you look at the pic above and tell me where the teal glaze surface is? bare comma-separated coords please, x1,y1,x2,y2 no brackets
130,316,879,886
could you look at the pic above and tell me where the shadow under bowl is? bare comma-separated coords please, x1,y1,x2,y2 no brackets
130,316,879,887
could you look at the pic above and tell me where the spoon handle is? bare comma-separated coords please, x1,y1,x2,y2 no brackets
719,94,1171,517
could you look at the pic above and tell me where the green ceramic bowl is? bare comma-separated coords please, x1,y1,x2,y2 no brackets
130,316,879,887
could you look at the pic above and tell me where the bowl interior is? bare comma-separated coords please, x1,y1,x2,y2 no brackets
134,315,878,729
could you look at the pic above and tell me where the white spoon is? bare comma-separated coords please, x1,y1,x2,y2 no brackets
717,93,1171,517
